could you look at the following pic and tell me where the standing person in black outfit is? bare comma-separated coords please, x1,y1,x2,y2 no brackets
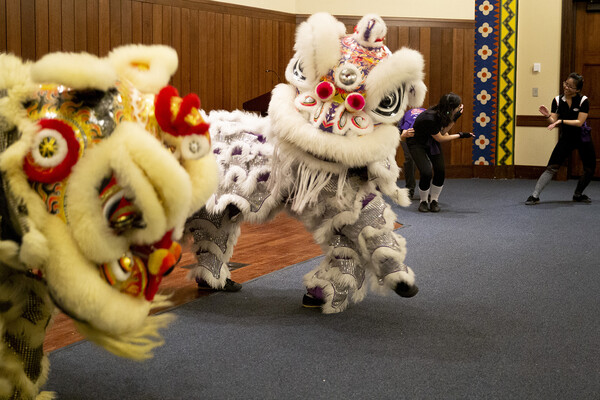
398,107,426,199
407,92,474,212
526,73,596,204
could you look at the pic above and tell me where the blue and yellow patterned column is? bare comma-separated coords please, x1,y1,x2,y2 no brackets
473,0,518,166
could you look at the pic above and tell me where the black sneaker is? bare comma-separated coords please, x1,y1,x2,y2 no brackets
418,201,429,212
196,277,242,292
573,194,591,203
429,200,440,212
525,195,539,205
302,294,324,308
408,188,415,199
394,281,419,298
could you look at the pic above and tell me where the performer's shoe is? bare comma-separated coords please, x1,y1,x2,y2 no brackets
429,200,440,212
408,188,415,199
573,193,591,203
196,277,242,292
394,281,419,298
418,201,429,212
525,195,540,205
302,294,324,308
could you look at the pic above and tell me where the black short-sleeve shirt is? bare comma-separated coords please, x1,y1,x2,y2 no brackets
551,93,590,137
407,109,442,147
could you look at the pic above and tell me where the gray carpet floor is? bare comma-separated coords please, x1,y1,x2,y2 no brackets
45,178,600,399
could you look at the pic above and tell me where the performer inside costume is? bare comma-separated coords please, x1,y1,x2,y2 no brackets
0,45,218,399
185,13,427,313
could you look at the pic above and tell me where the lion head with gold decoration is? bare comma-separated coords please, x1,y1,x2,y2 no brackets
0,45,217,399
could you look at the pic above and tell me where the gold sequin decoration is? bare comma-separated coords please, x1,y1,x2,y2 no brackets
3,332,44,381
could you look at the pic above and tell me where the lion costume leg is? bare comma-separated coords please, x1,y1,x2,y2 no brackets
303,187,417,314
0,268,54,400
185,206,243,291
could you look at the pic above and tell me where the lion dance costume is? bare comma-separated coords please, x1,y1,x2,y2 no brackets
0,45,218,399
186,13,427,313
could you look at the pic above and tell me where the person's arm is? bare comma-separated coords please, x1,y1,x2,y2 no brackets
432,130,474,142
546,112,588,130
400,128,414,140
539,105,558,124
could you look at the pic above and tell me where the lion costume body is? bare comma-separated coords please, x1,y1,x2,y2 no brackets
186,13,427,313
0,45,217,399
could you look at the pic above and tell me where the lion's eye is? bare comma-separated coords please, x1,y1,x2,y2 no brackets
372,87,403,118
293,59,306,82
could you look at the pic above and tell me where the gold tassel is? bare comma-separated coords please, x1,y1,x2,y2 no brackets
74,313,176,361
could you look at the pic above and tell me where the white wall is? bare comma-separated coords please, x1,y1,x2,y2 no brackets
514,0,563,166
210,0,475,19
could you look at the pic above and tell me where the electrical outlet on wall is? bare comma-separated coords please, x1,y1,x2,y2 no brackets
532,87,538,97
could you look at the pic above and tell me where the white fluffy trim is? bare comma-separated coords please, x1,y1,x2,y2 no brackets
365,47,426,123
108,45,178,94
269,84,399,167
294,13,345,81
66,122,193,263
43,215,151,335
31,52,117,91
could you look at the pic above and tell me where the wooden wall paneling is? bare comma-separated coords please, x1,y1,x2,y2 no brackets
169,6,181,90
197,10,208,105
463,27,475,163
180,8,190,95
97,0,109,55
428,28,442,108
241,15,253,109
35,0,49,57
141,1,152,45
131,1,142,44
190,9,200,97
205,12,216,110
48,0,61,52
6,0,21,56
60,0,74,52
213,12,224,109
0,0,6,53
21,0,36,60
120,0,132,45
161,4,171,47
152,3,162,44
269,20,278,90
257,18,265,93
229,15,240,110
251,18,260,100
408,26,420,51
222,13,232,109
109,0,121,49
419,27,431,108
85,0,98,55
73,0,87,53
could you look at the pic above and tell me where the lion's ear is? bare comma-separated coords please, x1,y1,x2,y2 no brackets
31,52,117,91
108,45,178,94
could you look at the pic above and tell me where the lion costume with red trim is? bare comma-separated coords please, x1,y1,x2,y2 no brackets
0,45,217,399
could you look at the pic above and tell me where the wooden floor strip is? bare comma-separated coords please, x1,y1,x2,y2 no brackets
43,213,321,353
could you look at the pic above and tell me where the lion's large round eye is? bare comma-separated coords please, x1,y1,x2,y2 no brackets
23,119,79,183
372,88,403,118
292,59,306,82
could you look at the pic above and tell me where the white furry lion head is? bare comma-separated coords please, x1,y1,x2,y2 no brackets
269,13,427,170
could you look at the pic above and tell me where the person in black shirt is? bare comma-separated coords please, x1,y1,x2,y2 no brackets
526,72,596,204
406,93,474,212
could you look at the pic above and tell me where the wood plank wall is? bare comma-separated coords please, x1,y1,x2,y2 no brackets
1,1,475,168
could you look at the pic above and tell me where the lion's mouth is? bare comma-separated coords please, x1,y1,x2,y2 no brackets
97,174,181,301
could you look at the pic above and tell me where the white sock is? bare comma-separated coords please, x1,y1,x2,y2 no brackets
430,185,443,202
419,188,430,203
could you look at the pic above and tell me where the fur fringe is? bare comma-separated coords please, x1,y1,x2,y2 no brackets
74,313,175,361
